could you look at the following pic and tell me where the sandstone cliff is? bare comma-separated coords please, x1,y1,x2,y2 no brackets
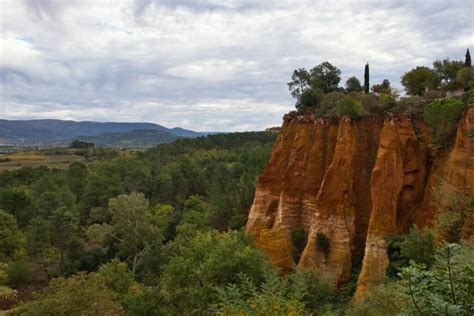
246,106,473,301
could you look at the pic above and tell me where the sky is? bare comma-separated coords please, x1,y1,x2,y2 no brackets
0,0,473,132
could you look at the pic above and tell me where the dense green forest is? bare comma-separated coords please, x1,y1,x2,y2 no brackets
1,128,473,315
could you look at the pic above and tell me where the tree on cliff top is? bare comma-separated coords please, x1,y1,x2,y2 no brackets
364,63,370,94
433,58,465,86
346,76,363,93
465,49,471,67
288,68,311,99
401,66,440,96
309,61,341,93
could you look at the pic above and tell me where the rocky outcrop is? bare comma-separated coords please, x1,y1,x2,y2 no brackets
246,106,473,301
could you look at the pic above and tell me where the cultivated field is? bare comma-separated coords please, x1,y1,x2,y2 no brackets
0,152,85,172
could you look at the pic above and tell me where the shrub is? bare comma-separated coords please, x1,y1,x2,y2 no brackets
434,187,473,243
336,96,363,119
424,98,465,147
6,260,33,289
362,93,381,115
296,89,324,111
347,282,406,316
316,232,330,256
379,93,397,113
317,91,345,116
393,96,425,114
385,227,436,278
400,227,435,268
291,228,307,262
20,272,123,315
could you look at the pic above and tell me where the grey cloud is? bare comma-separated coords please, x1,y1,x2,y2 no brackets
1,0,473,131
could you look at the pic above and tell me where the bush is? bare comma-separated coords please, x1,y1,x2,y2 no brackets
385,227,436,278
362,93,381,115
316,232,330,256
393,96,425,114
20,272,123,315
291,228,307,262
347,282,406,316
336,96,363,119
424,98,465,147
400,227,435,268
6,260,33,289
316,91,345,116
379,93,397,113
296,89,324,111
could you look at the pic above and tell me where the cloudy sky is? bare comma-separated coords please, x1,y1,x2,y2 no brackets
0,0,473,131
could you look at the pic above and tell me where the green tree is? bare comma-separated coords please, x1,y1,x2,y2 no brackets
109,193,160,276
401,66,440,96
345,76,363,93
433,58,465,86
400,226,435,268
364,63,370,94
347,282,406,316
20,272,123,315
424,98,465,147
215,268,334,315
456,67,474,91
295,89,324,111
287,68,311,99
399,243,474,315
0,188,32,227
98,259,134,294
336,96,364,119
317,91,345,116
25,216,51,260
49,206,79,273
465,48,471,67
0,210,22,261
176,195,210,237
309,61,341,93
159,230,272,314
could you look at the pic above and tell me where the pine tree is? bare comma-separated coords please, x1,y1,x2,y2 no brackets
364,63,370,94
465,49,471,67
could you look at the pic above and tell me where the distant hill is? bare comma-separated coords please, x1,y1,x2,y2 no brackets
76,129,179,148
0,119,207,146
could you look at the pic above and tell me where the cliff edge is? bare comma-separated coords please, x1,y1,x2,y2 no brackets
246,106,473,301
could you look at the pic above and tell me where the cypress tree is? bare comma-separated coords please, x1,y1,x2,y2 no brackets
465,49,471,67
364,63,370,94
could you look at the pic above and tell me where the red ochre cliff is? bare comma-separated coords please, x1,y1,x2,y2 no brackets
246,105,473,302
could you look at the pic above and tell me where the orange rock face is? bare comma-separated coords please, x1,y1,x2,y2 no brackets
246,106,473,301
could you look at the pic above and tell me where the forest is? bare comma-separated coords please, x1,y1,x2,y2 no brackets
1,129,473,315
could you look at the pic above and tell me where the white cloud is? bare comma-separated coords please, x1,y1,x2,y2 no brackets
0,0,473,131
